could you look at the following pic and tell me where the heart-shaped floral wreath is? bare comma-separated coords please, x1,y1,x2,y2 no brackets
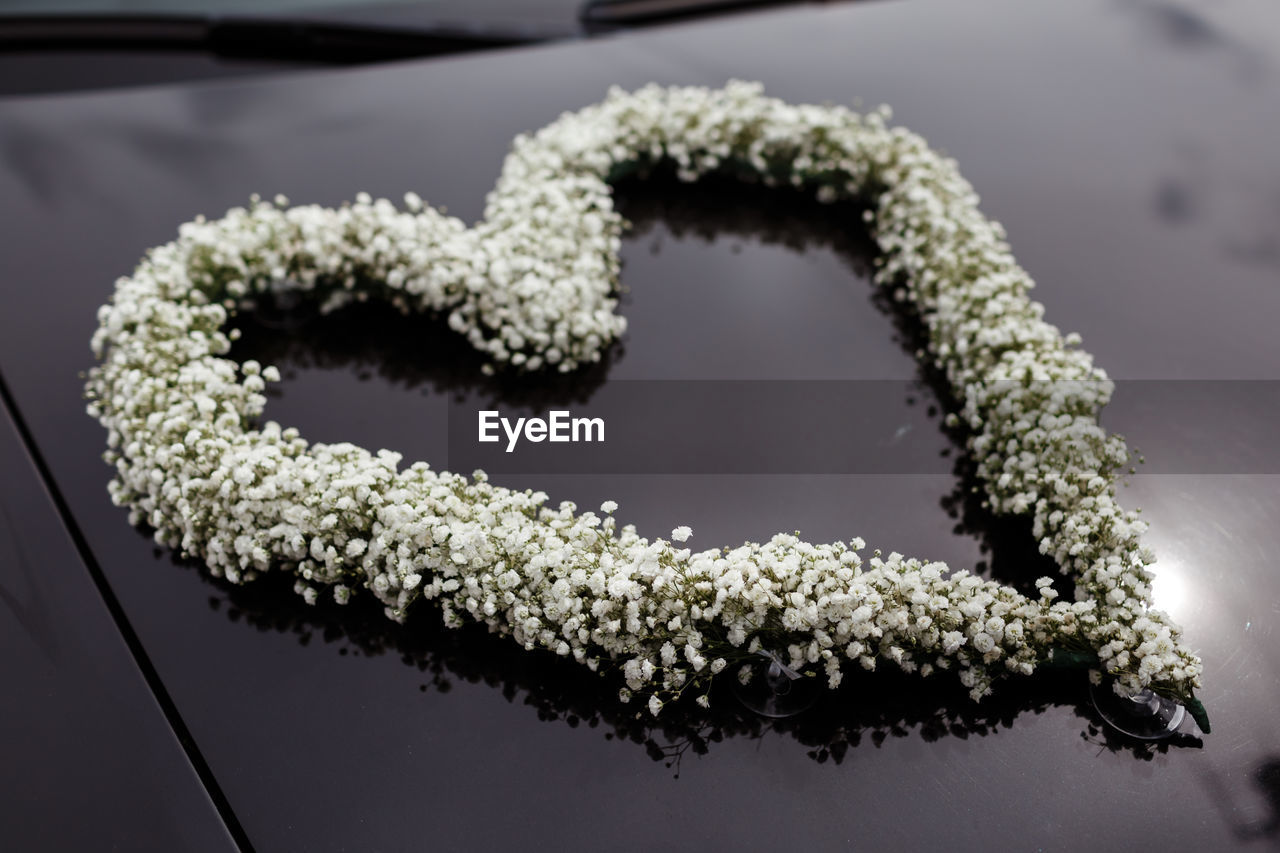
86,81,1207,729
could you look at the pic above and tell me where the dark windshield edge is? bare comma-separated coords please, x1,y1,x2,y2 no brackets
0,14,549,63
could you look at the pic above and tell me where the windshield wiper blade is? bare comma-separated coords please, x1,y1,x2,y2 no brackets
0,14,546,63
581,0,812,28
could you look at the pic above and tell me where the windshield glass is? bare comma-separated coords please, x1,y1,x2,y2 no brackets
0,1,811,97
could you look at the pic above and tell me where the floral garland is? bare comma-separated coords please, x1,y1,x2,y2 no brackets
85,81,1207,729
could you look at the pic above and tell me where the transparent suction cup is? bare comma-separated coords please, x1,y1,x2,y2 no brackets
1090,680,1186,740
731,651,820,718
251,288,310,331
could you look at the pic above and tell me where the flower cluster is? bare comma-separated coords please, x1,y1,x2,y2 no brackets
85,82,1203,716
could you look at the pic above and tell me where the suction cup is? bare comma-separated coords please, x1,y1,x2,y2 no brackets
250,288,311,331
731,651,820,718
1090,679,1186,740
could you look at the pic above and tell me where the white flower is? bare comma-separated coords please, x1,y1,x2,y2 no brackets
670,526,692,543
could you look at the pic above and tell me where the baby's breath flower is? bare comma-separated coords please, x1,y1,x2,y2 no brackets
84,81,1203,717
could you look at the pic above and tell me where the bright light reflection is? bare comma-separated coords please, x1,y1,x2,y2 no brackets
1149,560,1189,616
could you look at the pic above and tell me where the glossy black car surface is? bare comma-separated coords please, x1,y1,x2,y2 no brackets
3,0,1280,849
